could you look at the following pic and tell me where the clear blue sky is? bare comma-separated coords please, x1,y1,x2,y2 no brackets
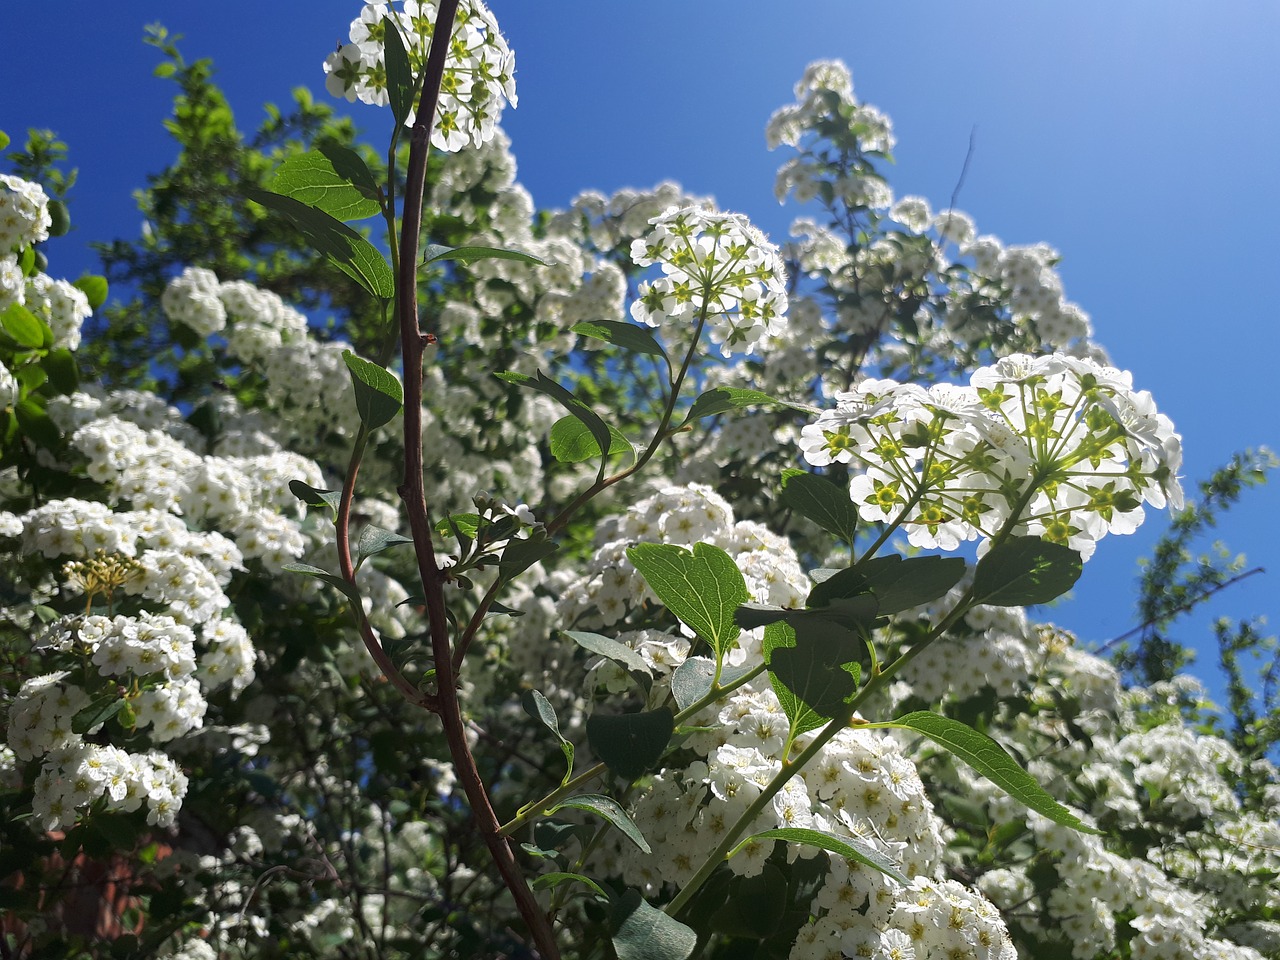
8,3,1278,707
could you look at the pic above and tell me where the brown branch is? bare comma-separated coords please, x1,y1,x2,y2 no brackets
394,4,560,957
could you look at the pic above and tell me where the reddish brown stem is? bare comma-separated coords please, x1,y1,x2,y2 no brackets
394,4,560,958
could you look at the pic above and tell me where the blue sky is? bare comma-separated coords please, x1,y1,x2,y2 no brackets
8,3,1278,707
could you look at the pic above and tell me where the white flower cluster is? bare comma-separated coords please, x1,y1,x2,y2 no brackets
323,0,516,151
0,172,51,251
630,206,790,357
801,353,1183,558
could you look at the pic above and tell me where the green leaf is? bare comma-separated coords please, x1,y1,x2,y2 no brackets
381,15,416,129
269,147,381,221
496,370,613,473
562,630,652,691
626,542,749,658
14,399,59,449
546,794,650,854
530,871,609,900
422,243,547,266
245,187,394,299
611,889,697,960
47,200,70,238
282,561,362,608
571,320,670,366
0,131,8,150
40,349,78,395
73,275,109,310
356,524,413,565
548,415,633,465
709,865,787,940
746,828,909,885
889,711,1101,834
435,512,482,542
522,689,574,786
2,302,47,348
342,350,403,430
971,536,1082,607
683,387,816,424
670,657,755,712
779,469,860,544
498,534,558,577
764,614,868,737
586,708,674,781
289,480,342,517
809,554,966,615
72,694,126,735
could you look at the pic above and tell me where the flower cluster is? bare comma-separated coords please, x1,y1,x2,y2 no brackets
630,206,789,357
800,353,1183,558
323,0,515,151
0,172,51,251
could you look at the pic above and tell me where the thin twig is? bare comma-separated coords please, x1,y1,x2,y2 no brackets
1095,566,1265,654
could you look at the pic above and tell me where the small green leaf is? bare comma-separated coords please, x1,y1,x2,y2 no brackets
289,479,342,516
889,711,1102,834
245,187,394,299
586,708,674,781
356,524,413,565
41,349,78,395
709,865,787,940
72,694,126,735
47,200,70,238
269,148,381,221
810,554,966,615
670,657,755,712
522,689,574,786
496,370,613,473
546,794,650,854
765,614,868,737
745,828,909,885
530,871,609,900
2,302,47,348
683,387,816,425
548,415,633,465
971,537,1082,607
571,320,669,366
14,399,59,449
423,243,546,267
435,512,482,542
611,889,697,960
498,534,558,577
282,561,362,607
0,131,9,150
342,350,403,430
626,542,750,658
779,469,859,544
381,15,416,129
73,275,109,310
562,630,652,691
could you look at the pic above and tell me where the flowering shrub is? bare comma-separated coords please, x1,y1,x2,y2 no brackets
1,5,1276,960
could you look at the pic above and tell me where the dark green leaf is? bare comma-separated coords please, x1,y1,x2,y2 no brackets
499,534,558,577
779,469,859,543
612,889,697,960
547,794,650,854
971,537,1082,607
765,615,867,736
47,200,70,238
72,694,126,735
14,399,59,449
571,320,669,366
746,828,909,885
342,350,403,430
496,370,612,472
289,479,342,516
282,562,362,607
73,275,109,310
683,387,817,424
530,871,609,900
709,865,787,940
627,542,749,658
890,711,1101,834
2,302,46,348
810,554,966,615
522,689,574,785
670,657,755,712
41,349,78,394
356,524,413,565
562,630,652,690
586,708,674,781
381,15,416,129
245,187,393,299
423,243,546,266
269,148,381,221
548,415,633,465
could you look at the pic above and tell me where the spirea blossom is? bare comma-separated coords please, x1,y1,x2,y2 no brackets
800,353,1183,558
323,0,516,151
629,206,789,357
0,173,52,251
